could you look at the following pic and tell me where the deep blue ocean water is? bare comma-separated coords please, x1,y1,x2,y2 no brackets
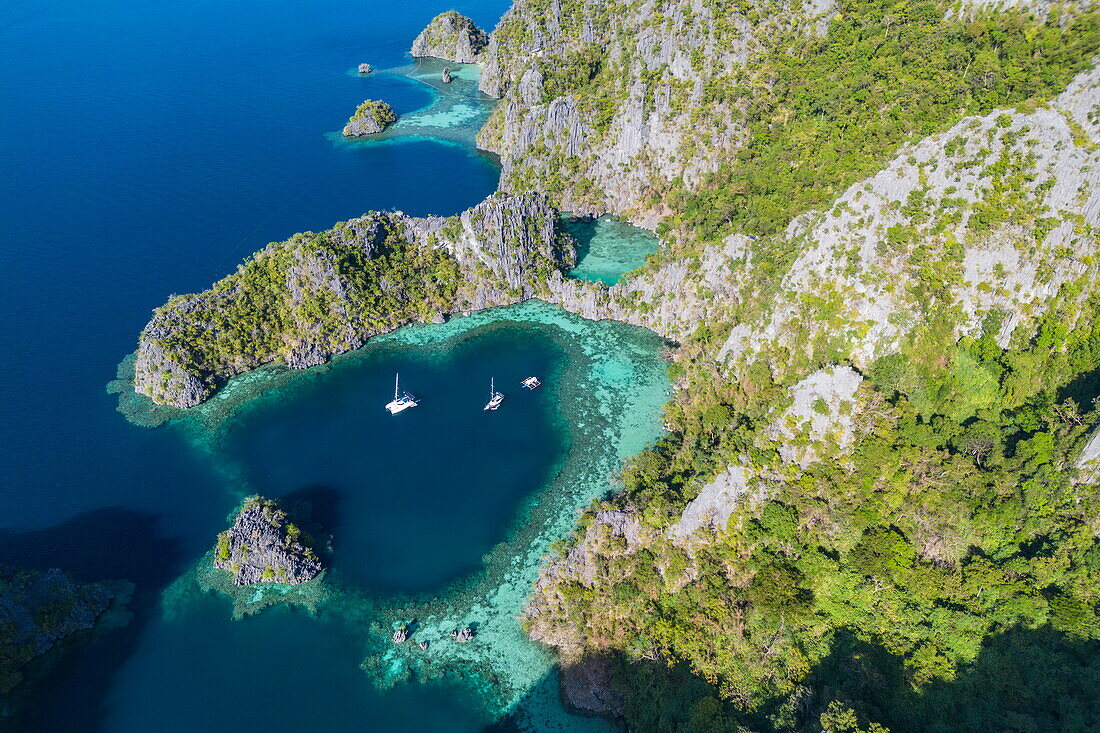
0,1,669,730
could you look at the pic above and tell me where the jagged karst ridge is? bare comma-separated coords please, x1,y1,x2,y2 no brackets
474,0,836,225
411,11,489,63
213,496,322,586
133,192,573,407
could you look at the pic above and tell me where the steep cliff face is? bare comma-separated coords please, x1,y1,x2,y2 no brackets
522,66,1100,696
411,11,489,63
214,497,322,586
133,192,573,407
475,0,834,225
718,66,1100,382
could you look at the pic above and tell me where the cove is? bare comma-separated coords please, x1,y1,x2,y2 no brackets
215,320,570,592
563,215,661,285
127,301,670,731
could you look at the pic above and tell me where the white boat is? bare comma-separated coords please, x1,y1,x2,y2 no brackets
385,373,418,414
521,376,541,390
483,377,504,411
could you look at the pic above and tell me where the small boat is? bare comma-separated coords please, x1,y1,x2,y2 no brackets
385,373,419,414
358,63,372,74
483,377,504,411
521,376,541,390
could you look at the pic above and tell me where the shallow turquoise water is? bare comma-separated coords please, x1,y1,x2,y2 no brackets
564,215,661,285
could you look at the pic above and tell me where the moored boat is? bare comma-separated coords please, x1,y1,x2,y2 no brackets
385,373,419,414
483,377,504,411
521,376,541,389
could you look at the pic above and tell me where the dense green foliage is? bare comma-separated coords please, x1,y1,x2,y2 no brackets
674,0,1099,240
539,296,1100,730
345,99,397,133
143,215,459,395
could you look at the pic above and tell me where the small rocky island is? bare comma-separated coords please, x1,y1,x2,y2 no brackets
342,99,397,137
213,496,322,586
411,11,488,63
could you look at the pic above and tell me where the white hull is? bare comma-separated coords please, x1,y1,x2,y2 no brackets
484,394,504,411
386,397,417,414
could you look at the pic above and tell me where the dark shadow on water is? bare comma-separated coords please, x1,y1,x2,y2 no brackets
0,508,184,733
561,215,597,264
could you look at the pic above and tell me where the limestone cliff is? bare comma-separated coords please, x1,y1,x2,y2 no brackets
474,0,835,225
717,66,1100,382
343,100,397,136
524,65,1100,655
214,496,322,586
133,192,573,407
411,11,489,63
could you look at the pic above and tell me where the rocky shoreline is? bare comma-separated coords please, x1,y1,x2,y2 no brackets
213,496,322,586
132,192,574,408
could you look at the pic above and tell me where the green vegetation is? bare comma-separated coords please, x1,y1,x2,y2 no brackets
345,99,397,133
675,0,1098,240
537,293,1100,729
139,214,460,404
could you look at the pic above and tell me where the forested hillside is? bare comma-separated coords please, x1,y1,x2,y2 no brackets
493,0,1100,729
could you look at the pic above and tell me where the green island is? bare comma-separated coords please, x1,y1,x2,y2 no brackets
121,0,1100,729
342,99,398,136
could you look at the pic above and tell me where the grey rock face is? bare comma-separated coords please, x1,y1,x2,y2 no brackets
671,465,759,540
411,11,488,63
213,496,322,586
718,67,1100,376
476,0,835,225
133,192,573,408
342,100,397,136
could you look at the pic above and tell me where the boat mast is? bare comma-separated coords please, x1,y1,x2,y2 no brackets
394,373,400,400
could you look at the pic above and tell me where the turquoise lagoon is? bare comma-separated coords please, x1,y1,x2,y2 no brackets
111,301,669,732
564,215,661,285
0,0,670,729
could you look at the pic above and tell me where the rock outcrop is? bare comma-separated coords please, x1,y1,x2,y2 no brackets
718,67,1100,382
474,0,835,225
133,192,574,407
411,11,488,63
0,566,127,698
343,99,397,136
213,496,322,586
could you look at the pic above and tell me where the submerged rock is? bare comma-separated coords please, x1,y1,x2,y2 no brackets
342,99,397,136
213,496,322,586
454,626,475,642
411,11,488,64
0,565,129,704
393,627,409,643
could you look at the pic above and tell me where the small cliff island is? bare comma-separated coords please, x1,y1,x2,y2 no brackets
214,496,322,586
342,99,397,137
411,11,488,63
